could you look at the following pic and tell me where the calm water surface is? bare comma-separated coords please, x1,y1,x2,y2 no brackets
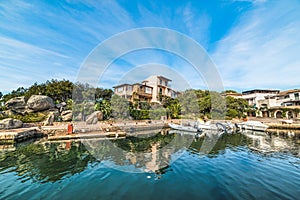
0,131,299,200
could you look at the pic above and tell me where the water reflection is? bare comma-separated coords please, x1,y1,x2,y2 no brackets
0,141,96,182
242,130,300,156
82,131,194,173
0,129,299,183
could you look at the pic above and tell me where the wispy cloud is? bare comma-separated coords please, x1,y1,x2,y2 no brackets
1,0,298,93
211,0,300,91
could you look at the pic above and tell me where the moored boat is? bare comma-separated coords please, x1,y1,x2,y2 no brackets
168,123,202,133
237,121,268,132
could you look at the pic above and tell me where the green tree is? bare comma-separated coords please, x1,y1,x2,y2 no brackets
138,101,151,110
198,94,211,116
210,91,226,119
95,99,112,120
177,90,199,117
226,96,249,118
111,95,131,119
2,87,27,102
95,88,113,101
161,95,181,119
222,90,238,94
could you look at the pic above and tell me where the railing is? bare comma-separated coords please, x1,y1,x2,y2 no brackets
136,89,152,97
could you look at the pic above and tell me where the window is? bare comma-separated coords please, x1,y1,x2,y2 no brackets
145,87,152,94
172,91,177,98
159,88,163,94
159,79,162,85
295,93,299,100
127,85,132,91
117,87,123,92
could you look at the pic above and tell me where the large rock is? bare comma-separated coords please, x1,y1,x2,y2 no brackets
3,110,16,117
43,112,55,126
74,113,83,121
56,102,67,109
0,118,23,129
5,96,27,114
27,95,54,112
86,111,103,124
56,102,67,112
61,110,73,121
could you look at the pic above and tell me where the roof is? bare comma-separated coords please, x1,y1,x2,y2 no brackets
113,83,132,88
270,105,300,109
242,89,280,95
276,89,300,96
222,92,242,97
157,75,172,81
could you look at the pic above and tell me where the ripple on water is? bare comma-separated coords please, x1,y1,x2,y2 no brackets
0,136,300,199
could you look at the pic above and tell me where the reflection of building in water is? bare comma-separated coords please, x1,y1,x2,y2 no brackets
243,131,299,154
125,141,173,173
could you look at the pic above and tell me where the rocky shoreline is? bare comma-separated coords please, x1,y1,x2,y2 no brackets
0,120,169,144
2,97,300,145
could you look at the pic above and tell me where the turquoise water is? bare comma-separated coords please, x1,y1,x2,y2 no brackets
0,131,299,200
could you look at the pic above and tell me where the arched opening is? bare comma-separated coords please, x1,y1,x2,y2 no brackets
286,111,294,119
247,111,256,117
275,110,283,118
262,111,269,118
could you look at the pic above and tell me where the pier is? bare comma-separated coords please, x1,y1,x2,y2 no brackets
0,127,44,144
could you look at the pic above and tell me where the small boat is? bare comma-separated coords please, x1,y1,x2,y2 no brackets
168,129,206,138
196,120,233,133
168,123,202,133
237,121,268,132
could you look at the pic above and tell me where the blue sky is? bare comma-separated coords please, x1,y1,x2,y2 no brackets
1,0,300,93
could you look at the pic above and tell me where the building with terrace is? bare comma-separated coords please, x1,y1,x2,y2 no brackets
113,75,179,104
235,89,300,119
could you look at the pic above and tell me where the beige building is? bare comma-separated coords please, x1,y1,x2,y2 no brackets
236,89,300,119
239,89,280,108
113,75,179,103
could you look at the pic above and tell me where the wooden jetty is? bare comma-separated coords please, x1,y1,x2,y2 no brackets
0,127,44,144
47,131,126,141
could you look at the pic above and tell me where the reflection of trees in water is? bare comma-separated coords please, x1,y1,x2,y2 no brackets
1,132,298,183
0,142,96,182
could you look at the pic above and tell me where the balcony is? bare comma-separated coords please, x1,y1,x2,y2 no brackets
135,89,152,97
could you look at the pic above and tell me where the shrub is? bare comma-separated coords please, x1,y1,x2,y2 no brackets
12,112,47,123
226,108,239,118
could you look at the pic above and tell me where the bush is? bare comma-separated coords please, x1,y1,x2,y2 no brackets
0,106,7,111
11,112,47,123
149,108,166,120
225,116,232,120
130,109,150,120
226,108,239,118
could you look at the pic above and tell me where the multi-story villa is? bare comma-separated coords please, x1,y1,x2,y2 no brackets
113,75,179,104
239,89,280,108
235,89,300,119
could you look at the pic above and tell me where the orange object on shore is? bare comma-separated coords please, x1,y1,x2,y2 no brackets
67,124,73,134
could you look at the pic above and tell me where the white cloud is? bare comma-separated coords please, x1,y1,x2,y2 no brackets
211,0,300,91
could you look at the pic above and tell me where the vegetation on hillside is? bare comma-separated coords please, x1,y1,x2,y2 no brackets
0,80,250,122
